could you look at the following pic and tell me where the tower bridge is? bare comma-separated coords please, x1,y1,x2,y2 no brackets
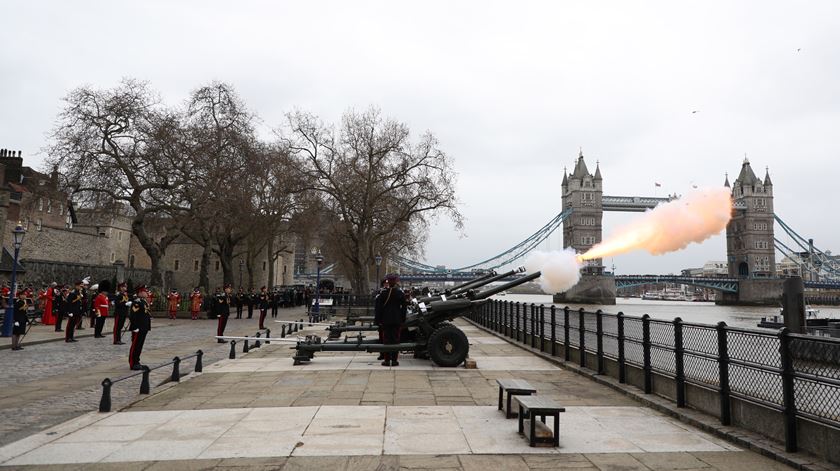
386,152,837,305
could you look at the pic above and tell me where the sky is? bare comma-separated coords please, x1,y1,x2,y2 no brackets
1,1,838,275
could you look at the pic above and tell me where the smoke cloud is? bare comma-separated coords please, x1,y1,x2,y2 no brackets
580,187,732,261
524,249,582,294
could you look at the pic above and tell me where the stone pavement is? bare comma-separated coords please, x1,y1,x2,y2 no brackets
0,307,308,448
0,319,796,470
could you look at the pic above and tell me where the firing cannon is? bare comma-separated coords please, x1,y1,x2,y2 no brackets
293,270,542,367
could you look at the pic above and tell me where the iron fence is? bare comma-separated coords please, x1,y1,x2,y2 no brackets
471,299,840,454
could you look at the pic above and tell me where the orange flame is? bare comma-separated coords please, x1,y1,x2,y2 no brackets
579,188,732,261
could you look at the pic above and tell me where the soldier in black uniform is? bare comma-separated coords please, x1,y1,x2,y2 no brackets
235,288,244,319
257,286,270,329
64,280,83,342
270,289,279,318
215,284,233,343
128,285,152,370
112,282,130,345
11,293,28,350
246,288,256,319
53,284,65,332
375,274,407,367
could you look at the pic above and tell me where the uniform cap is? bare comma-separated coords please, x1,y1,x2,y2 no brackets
385,273,400,284
135,284,148,294
224,283,232,289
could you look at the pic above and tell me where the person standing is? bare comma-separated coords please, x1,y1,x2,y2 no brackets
112,282,129,345
189,288,202,320
128,285,151,370
235,288,244,319
270,289,279,318
375,274,407,367
93,281,111,338
246,288,256,319
257,286,270,330
11,293,28,351
166,289,181,320
215,284,232,343
65,280,83,342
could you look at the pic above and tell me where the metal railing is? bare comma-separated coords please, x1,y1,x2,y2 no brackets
471,300,840,454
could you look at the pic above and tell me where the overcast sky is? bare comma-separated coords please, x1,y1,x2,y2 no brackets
1,1,838,275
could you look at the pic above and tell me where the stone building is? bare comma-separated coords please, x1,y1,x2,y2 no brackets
725,159,775,278
561,151,604,274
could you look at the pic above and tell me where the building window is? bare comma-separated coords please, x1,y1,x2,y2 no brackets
37,198,43,211
215,261,220,271
118,231,122,241
129,255,135,268
59,204,64,215
582,193,593,202
36,218,42,231
754,240,769,250
110,252,116,263
262,261,267,271
47,200,52,213
174,259,180,271
194,260,199,271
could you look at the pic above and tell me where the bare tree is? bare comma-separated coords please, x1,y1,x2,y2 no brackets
47,79,185,287
282,107,463,294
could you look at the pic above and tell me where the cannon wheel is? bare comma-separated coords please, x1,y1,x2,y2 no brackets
428,324,469,367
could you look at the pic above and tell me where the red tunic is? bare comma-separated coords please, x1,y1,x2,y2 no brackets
189,292,202,313
94,293,110,317
167,293,181,313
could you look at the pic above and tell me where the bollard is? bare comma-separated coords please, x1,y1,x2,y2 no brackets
195,350,203,373
99,378,112,413
255,332,261,348
265,329,271,344
243,338,250,353
281,324,286,338
140,366,150,394
171,356,181,382
229,340,237,359
300,319,304,331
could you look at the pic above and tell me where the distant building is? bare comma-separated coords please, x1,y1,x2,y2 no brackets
562,151,603,274
725,159,775,278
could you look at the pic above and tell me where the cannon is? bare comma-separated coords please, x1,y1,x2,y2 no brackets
293,270,541,367
324,267,524,339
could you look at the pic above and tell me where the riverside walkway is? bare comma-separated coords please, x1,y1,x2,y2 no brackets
0,315,804,470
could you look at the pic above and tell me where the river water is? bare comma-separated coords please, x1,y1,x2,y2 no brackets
493,294,840,330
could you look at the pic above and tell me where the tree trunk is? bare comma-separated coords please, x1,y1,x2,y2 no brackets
267,237,276,288
199,243,211,292
219,243,235,287
131,217,164,287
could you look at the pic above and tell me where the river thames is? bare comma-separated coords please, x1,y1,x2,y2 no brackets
494,294,840,329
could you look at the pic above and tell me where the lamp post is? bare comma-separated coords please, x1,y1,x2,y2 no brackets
311,248,324,322
2,223,26,337
375,254,382,292
238,260,243,288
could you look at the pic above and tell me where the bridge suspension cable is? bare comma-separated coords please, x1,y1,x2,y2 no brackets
774,215,840,280
392,209,573,273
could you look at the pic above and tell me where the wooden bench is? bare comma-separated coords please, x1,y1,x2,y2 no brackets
514,395,565,447
496,379,537,419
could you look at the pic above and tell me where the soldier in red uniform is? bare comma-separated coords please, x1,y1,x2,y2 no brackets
93,281,111,338
189,288,202,320
166,289,181,320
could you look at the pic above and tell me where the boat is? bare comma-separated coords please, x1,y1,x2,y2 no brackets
497,291,508,297
758,306,839,329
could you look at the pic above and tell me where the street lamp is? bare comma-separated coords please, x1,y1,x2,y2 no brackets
311,247,324,322
238,259,243,288
2,223,26,337
375,254,382,291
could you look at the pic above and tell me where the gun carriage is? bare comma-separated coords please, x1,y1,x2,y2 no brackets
292,270,541,367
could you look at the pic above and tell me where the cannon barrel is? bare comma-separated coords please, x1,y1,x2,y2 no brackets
446,270,498,295
469,271,541,300
415,267,524,304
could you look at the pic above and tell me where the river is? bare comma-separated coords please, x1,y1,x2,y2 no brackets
492,294,840,329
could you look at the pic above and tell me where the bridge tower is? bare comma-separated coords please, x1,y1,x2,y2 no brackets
719,159,782,305
555,151,616,305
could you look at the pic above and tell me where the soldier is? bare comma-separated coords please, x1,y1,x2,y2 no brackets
166,288,181,320
271,289,279,318
52,283,64,332
257,286,270,329
375,274,407,367
81,278,92,330
93,281,111,338
246,288,256,319
128,285,152,370
215,284,233,343
235,288,245,319
11,291,28,351
112,282,130,345
65,280,83,342
189,288,202,320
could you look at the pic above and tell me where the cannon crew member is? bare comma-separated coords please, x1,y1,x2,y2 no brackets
112,282,129,344
375,274,407,367
215,284,233,342
128,285,152,370
64,280,84,342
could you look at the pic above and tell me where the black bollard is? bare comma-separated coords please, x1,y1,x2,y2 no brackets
299,319,304,331
265,329,271,344
229,340,237,359
99,378,112,413
243,338,250,353
171,357,181,382
195,350,203,372
140,367,150,394
255,332,261,348
281,324,286,338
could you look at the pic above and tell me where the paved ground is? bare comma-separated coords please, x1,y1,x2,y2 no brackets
0,318,797,470
0,308,307,448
